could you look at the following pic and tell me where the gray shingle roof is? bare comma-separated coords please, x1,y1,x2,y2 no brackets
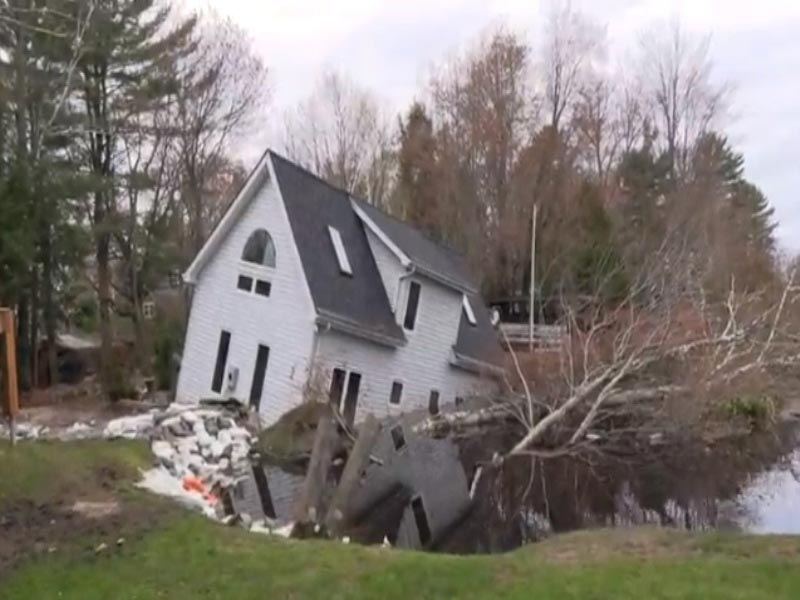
352,199,477,293
271,151,502,368
454,293,504,369
270,152,405,345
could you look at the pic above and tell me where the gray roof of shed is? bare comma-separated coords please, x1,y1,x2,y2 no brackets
270,152,405,345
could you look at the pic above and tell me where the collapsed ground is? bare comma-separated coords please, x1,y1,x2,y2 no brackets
2,440,800,599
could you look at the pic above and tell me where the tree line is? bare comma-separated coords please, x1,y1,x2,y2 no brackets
0,1,781,401
0,0,267,394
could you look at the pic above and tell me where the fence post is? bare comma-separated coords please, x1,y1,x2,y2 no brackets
1,309,19,446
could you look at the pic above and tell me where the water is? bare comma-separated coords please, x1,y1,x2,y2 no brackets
435,422,800,553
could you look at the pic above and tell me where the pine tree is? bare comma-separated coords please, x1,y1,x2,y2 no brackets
76,0,196,397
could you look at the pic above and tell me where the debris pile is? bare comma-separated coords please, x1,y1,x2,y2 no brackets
107,404,254,519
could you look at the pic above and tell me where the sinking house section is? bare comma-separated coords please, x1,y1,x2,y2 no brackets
227,408,473,550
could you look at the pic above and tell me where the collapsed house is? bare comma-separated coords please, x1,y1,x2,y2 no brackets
177,151,504,426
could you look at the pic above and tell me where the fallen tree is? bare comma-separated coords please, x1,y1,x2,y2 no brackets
420,234,800,463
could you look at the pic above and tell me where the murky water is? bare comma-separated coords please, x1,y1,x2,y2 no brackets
436,422,800,553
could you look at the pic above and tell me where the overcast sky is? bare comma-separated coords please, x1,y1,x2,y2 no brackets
194,0,800,255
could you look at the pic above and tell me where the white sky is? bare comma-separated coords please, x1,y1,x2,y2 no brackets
192,0,800,254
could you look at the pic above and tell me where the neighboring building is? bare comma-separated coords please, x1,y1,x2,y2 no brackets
177,150,503,425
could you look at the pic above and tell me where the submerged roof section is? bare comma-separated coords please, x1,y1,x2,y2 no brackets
269,152,405,346
352,199,478,294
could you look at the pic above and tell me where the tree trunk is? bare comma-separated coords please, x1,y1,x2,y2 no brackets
42,227,58,387
15,296,31,390
29,267,39,387
96,199,114,399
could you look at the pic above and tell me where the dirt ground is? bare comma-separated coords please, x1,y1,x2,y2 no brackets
0,459,170,578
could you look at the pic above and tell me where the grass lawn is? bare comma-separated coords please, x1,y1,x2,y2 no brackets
2,441,800,599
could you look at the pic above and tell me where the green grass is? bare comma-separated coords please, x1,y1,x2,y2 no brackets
0,439,150,503
2,441,800,599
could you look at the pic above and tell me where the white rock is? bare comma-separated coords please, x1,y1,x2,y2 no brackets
103,413,154,439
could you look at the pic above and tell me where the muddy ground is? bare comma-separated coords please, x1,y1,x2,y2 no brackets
0,451,173,578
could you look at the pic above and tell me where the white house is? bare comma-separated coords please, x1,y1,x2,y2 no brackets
177,150,503,425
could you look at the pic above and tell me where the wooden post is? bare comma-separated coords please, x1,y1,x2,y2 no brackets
1,309,20,446
294,412,337,528
325,414,381,537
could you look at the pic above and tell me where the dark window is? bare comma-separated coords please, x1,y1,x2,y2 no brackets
455,396,465,408
242,229,276,267
254,280,272,297
342,372,361,426
389,381,403,405
403,281,421,330
329,368,347,407
411,496,431,546
390,425,406,451
249,345,270,410
211,330,231,393
428,390,440,416
252,464,277,520
237,275,254,291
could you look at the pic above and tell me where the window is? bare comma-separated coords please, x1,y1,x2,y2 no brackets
211,330,231,393
389,381,403,406
342,372,361,426
462,295,477,326
455,396,465,408
242,229,276,267
428,390,440,416
327,226,352,276
142,301,156,321
404,281,421,330
237,275,254,291
254,280,272,297
390,425,407,451
329,368,347,406
411,496,431,546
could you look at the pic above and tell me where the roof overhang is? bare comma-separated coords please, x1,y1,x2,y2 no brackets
316,310,406,349
183,150,272,285
351,199,478,295
449,348,505,378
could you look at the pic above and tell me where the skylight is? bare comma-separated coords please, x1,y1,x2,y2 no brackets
328,226,352,275
462,295,477,326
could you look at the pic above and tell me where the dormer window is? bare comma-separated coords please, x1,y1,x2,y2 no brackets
328,226,352,276
462,295,476,326
242,229,276,268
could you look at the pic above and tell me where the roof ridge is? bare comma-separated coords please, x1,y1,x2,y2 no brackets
268,149,352,201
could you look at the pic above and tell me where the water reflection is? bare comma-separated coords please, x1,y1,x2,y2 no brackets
438,422,800,554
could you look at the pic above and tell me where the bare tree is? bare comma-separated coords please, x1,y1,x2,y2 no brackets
175,13,269,255
637,19,729,177
540,0,606,132
283,70,394,208
420,229,800,463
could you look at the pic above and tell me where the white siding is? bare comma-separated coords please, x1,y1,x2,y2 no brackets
315,267,497,421
365,229,406,312
176,161,317,425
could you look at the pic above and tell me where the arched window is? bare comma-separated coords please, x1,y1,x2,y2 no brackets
242,229,276,267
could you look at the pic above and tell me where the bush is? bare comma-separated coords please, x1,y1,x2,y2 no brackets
725,395,775,430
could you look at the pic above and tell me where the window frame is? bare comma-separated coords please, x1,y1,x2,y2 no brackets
462,295,477,326
428,389,440,416
237,274,254,292
403,281,422,331
389,381,403,406
254,279,272,297
142,301,156,321
241,229,276,268
327,225,353,276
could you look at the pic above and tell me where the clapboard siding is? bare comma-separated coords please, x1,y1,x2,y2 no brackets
176,160,317,425
315,266,496,420
365,229,406,311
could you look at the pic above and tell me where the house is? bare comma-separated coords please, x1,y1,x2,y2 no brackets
176,150,503,425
